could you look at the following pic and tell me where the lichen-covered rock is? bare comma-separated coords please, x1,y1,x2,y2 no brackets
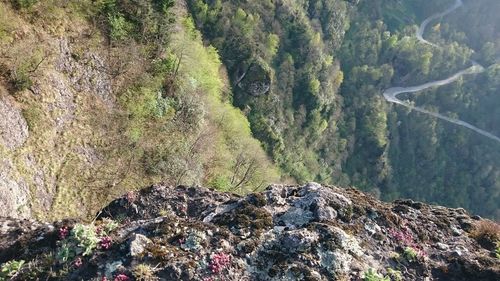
130,234,152,257
56,39,113,106
0,183,499,281
0,159,31,218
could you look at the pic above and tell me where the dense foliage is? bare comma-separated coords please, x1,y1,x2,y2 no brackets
187,0,349,184
187,0,500,218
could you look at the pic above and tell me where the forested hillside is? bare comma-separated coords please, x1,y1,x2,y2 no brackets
188,0,349,184
187,0,500,219
343,0,500,218
384,0,500,218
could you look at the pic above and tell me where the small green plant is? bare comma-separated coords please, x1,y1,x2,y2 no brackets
389,251,400,260
132,264,158,281
386,268,403,281
71,224,100,256
0,260,25,279
56,243,76,263
403,247,418,262
363,268,390,281
56,223,97,263
495,241,499,259
56,221,118,264
100,218,119,234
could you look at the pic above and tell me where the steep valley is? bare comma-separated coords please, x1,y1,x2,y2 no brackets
0,0,499,280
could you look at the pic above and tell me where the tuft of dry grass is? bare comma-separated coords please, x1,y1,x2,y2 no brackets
132,264,158,281
470,220,500,250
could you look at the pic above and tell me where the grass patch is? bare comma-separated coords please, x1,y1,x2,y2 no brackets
471,220,500,251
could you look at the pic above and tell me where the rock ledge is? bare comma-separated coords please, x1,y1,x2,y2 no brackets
0,183,498,280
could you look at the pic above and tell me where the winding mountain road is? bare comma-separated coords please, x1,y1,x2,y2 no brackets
383,0,500,143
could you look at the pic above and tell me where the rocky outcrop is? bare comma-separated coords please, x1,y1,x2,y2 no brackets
0,159,31,218
55,39,113,106
0,16,116,219
235,60,271,97
0,93,28,150
0,183,498,280
0,91,31,219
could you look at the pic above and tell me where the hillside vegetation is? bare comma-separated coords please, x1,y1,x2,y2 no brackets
0,0,279,220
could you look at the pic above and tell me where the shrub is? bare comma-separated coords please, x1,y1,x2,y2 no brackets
95,0,117,11
266,33,280,58
10,69,32,92
108,13,133,41
151,54,178,76
208,176,231,191
155,0,175,14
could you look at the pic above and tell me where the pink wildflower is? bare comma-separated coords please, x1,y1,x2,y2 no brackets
59,226,69,240
208,252,231,274
389,227,414,246
73,257,83,268
389,226,427,258
114,274,130,281
100,236,112,250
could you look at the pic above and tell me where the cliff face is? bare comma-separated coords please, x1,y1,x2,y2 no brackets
0,0,280,221
0,2,124,220
1,183,498,280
